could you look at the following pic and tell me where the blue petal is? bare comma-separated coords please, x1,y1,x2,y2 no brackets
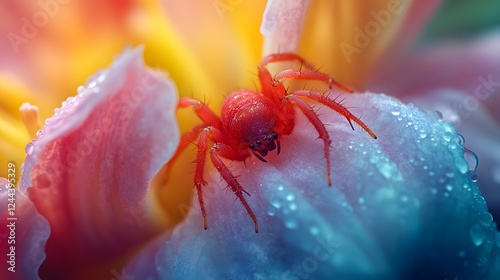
128,93,500,280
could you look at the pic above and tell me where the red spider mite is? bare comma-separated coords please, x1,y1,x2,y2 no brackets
171,53,377,233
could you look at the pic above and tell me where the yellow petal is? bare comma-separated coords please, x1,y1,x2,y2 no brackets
299,0,411,88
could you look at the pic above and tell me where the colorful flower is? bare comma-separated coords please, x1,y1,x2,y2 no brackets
0,0,499,279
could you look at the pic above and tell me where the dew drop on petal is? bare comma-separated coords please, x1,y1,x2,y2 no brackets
267,206,276,216
271,200,282,209
446,185,453,192
478,212,493,227
391,111,400,116
25,141,34,155
469,170,479,182
470,224,486,246
284,217,298,229
286,193,295,201
455,158,469,174
309,227,320,236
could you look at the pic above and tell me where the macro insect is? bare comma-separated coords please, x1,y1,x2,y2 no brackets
174,53,377,233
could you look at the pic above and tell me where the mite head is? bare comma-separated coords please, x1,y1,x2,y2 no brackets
248,131,281,162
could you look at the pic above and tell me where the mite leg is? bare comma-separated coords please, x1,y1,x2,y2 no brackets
165,123,207,175
274,69,354,93
286,95,333,186
210,143,259,233
259,53,315,69
178,97,223,130
292,90,377,139
192,127,213,230
259,53,353,92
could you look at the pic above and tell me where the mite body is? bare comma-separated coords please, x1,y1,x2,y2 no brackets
172,53,377,233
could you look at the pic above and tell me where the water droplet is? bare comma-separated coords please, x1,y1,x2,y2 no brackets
457,134,465,145
284,217,298,229
469,170,479,182
442,132,452,142
289,203,297,211
419,133,427,139
25,141,34,155
391,111,400,116
36,130,42,137
471,184,479,196
77,86,85,94
267,206,276,216
286,193,295,201
455,158,468,174
309,227,320,236
470,224,486,246
478,212,493,227
278,185,284,191
271,200,282,209
435,111,443,119
445,185,453,192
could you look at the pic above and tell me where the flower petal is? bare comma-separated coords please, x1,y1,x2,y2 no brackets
261,0,311,55
367,30,500,121
409,88,500,222
126,93,499,279
299,0,442,88
20,47,179,278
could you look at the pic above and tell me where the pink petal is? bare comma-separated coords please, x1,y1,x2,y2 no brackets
0,181,49,280
20,47,179,278
368,30,500,121
261,0,311,55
